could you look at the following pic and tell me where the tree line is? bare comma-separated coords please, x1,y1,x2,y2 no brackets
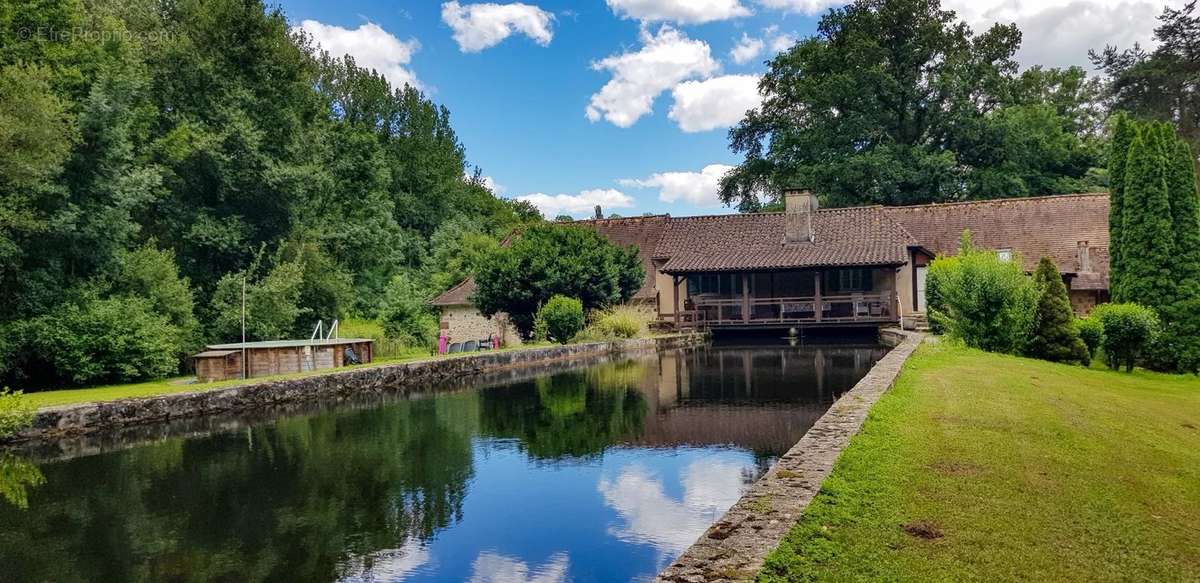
0,0,540,388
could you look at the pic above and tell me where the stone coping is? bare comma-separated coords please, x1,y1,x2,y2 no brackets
5,333,708,446
656,329,924,582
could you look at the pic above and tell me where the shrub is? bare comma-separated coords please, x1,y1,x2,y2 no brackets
1077,316,1103,361
379,274,438,350
41,296,182,385
0,389,35,439
580,305,648,340
537,295,585,344
1092,303,1160,372
1026,257,1090,366
924,256,956,334
929,245,1037,354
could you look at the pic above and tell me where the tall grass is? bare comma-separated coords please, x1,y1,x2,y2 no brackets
339,319,430,360
575,305,650,341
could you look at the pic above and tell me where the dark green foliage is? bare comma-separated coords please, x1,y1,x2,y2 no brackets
379,274,438,350
721,0,1105,209
1026,258,1090,365
473,224,643,338
1166,139,1200,291
1117,126,1176,306
924,257,955,335
27,296,182,385
927,238,1037,354
1092,303,1161,372
0,0,525,386
1091,1,1200,153
537,296,585,344
1107,113,1135,299
1077,316,1104,361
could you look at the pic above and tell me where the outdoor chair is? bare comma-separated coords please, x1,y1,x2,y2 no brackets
463,340,478,352
448,342,462,354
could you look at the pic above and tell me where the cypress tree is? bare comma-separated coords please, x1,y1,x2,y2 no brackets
1026,257,1090,365
1167,137,1200,289
1108,113,1135,300
1119,127,1175,308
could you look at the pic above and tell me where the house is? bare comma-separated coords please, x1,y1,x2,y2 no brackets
432,190,1111,338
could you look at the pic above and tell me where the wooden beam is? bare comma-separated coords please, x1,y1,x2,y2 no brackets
814,271,823,322
673,275,681,329
741,273,750,324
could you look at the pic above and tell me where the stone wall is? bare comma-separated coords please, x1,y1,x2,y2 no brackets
657,329,925,582
439,305,524,347
7,333,707,445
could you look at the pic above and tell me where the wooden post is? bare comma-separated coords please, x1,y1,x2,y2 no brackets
673,275,681,329
813,271,823,322
741,273,750,324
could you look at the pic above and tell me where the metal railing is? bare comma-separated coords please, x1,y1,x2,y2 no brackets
677,291,898,327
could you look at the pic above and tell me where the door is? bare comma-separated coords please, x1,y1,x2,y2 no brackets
915,266,928,312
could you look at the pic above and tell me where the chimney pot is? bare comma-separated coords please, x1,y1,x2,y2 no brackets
784,188,818,243
594,205,603,220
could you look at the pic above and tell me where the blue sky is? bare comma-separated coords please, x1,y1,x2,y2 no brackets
274,0,1176,218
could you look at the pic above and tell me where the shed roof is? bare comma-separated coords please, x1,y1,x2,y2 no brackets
193,350,239,358
205,338,373,350
431,278,477,307
653,207,917,273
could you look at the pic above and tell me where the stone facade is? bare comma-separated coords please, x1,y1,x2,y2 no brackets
656,329,924,582
7,333,708,445
440,305,523,347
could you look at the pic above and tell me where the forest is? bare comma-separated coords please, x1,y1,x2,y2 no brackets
1,0,1196,388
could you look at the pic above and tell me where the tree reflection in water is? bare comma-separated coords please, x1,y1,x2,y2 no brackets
0,343,887,582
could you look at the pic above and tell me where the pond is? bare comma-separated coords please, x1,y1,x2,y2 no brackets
0,341,888,582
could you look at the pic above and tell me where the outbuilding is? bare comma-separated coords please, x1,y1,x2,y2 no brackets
192,338,374,382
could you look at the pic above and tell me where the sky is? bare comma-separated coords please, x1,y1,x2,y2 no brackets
274,0,1181,219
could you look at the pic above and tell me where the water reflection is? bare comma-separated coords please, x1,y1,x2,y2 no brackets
0,343,886,582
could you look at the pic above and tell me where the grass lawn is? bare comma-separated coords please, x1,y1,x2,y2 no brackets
17,341,569,409
760,341,1200,582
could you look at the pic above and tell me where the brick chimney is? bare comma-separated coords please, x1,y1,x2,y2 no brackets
594,205,603,220
1077,241,1092,272
784,187,819,243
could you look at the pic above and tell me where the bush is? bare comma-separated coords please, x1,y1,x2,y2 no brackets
37,296,182,385
209,260,306,341
379,274,438,350
1026,257,1090,366
537,295,585,344
1077,316,1103,361
579,305,648,340
0,389,35,439
1092,303,1160,372
924,256,956,334
928,244,1037,355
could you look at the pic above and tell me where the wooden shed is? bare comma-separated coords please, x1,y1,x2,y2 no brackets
193,338,374,382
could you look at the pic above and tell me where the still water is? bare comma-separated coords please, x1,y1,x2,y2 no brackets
0,342,887,583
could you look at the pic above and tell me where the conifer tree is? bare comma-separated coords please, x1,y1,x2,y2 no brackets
1026,257,1090,365
1167,138,1200,288
1118,126,1175,308
1108,113,1134,299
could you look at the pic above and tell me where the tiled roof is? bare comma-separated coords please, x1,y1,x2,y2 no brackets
882,193,1110,282
574,215,671,299
431,278,477,306
654,207,917,273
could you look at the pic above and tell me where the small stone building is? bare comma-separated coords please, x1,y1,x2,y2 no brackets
431,279,523,348
193,338,374,382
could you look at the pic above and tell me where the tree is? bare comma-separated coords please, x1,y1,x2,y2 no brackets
1107,113,1135,300
927,235,1037,354
1091,1,1200,153
720,0,1103,210
1116,124,1176,308
1092,303,1161,372
473,224,643,338
209,260,306,342
537,296,585,344
1026,257,1090,365
379,273,438,349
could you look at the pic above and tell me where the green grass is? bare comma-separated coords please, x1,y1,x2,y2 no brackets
760,341,1200,582
18,338,569,409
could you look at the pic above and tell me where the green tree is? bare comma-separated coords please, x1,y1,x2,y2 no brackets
928,238,1037,354
720,0,1102,209
379,273,438,349
1117,125,1176,307
1026,257,1090,365
537,295,585,344
1107,113,1135,300
209,260,306,342
1093,303,1161,372
473,224,644,338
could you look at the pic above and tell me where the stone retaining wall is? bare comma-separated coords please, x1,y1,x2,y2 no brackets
657,329,924,582
7,333,707,445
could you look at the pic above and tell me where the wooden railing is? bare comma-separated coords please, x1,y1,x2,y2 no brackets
677,291,898,327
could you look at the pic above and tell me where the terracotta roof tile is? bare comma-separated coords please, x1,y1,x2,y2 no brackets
431,278,477,306
654,207,917,273
882,193,1109,284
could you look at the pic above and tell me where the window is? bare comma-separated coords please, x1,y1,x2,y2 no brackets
687,273,741,296
825,269,874,293
998,249,1013,262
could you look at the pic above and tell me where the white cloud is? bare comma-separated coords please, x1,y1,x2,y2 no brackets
294,20,422,91
468,552,569,583
621,164,734,207
518,188,635,218
337,541,431,582
441,1,555,53
606,0,752,24
764,26,797,53
482,175,506,195
668,74,761,133
755,0,1182,68
730,33,765,64
598,459,750,555
587,26,719,128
